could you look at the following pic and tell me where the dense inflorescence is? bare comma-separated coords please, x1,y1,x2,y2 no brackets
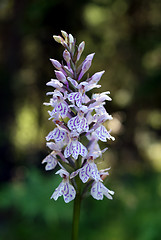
43,31,115,203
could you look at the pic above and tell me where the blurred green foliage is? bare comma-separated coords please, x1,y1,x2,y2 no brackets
0,0,161,239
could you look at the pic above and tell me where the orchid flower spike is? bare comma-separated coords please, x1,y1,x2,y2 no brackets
43,31,115,203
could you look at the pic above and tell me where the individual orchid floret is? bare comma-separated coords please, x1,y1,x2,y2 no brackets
68,92,83,108
46,127,67,142
47,91,68,119
71,156,102,183
67,106,89,133
51,169,76,203
42,152,58,171
95,125,115,142
91,180,114,200
42,142,66,170
64,131,87,160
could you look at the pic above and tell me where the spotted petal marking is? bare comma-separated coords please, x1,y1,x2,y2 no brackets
67,116,89,133
63,182,76,203
79,162,101,183
79,163,90,183
46,128,66,142
67,116,80,131
68,92,81,102
71,141,80,160
79,142,88,157
91,181,114,200
64,141,87,160
51,181,76,203
53,102,68,118
42,154,57,171
51,182,64,201
64,143,72,158
68,92,82,107
95,125,115,142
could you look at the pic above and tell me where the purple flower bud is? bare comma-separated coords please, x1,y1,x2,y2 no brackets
77,41,85,61
61,30,68,42
55,70,67,84
89,71,105,84
50,58,62,70
63,49,71,63
78,53,95,81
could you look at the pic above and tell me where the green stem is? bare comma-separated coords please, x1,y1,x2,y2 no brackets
71,177,82,240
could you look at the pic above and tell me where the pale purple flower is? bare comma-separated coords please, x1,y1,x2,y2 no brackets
43,31,115,203
46,127,66,142
51,169,76,203
64,131,87,160
91,181,114,200
95,125,115,142
78,53,95,81
42,153,58,171
71,157,102,183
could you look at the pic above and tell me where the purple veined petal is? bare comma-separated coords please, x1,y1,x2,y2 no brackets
91,181,104,200
71,141,81,160
68,92,81,102
42,154,57,171
51,182,64,201
80,117,89,133
61,103,68,118
76,98,82,107
64,143,72,158
48,128,66,142
101,184,114,200
67,117,75,130
90,162,102,182
67,116,80,131
79,142,88,158
79,163,90,183
95,125,108,142
63,182,76,203
54,102,68,118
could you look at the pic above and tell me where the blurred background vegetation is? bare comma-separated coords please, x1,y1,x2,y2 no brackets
0,0,161,239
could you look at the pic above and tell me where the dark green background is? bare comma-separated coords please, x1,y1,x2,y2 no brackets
0,0,161,239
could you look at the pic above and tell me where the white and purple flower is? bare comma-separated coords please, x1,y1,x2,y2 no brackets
51,169,76,203
43,30,115,203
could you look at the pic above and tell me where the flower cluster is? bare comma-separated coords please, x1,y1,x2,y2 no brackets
43,31,114,203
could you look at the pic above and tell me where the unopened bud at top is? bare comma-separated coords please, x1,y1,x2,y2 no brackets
69,34,74,51
63,49,71,63
53,35,67,48
55,70,67,84
89,71,105,84
61,30,68,42
78,53,95,81
77,41,85,61
50,59,62,70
